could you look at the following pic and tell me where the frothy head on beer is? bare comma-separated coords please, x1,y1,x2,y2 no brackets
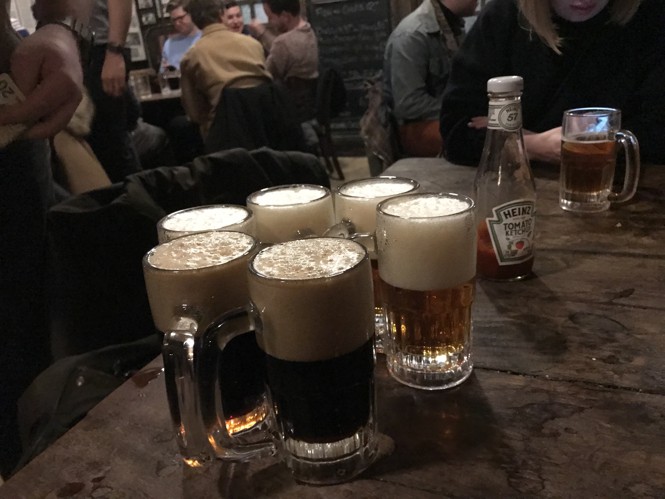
147,230,255,270
143,231,256,333
335,177,420,234
376,193,476,291
249,238,373,362
247,185,335,243
252,237,364,280
338,177,418,199
158,205,253,242
249,185,328,206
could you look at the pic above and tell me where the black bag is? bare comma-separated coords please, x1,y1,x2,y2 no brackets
15,334,162,472
48,148,329,359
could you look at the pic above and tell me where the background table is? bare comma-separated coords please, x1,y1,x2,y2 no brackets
139,89,185,131
2,159,664,498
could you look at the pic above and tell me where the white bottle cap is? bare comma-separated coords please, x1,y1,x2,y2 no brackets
487,75,523,93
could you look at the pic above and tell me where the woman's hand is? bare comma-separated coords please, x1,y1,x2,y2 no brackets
523,127,562,164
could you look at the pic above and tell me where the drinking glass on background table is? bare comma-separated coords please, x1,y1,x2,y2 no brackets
334,176,420,353
246,184,335,243
157,204,254,243
376,193,476,390
163,67,181,91
198,238,379,484
560,107,640,213
129,72,151,98
142,231,269,466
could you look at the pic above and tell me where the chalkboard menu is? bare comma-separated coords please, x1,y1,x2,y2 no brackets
308,0,392,127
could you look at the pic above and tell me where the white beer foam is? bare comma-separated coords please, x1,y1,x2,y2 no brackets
253,238,364,279
382,195,469,218
250,238,373,362
161,205,250,231
335,178,418,235
340,178,416,198
147,231,255,270
377,194,476,291
251,185,327,206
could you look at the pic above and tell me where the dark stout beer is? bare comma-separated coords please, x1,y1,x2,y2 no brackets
265,339,374,442
249,238,376,451
143,231,265,447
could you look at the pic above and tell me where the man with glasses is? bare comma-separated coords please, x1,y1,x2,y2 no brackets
161,1,201,71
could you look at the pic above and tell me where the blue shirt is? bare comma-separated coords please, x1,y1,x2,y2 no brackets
161,31,201,71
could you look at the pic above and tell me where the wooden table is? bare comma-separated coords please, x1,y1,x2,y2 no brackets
3,159,665,498
139,89,182,104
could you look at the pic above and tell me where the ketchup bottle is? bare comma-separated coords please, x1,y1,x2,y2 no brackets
474,76,536,281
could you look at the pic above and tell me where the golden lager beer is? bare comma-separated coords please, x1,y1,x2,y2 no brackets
559,107,640,213
376,193,476,390
560,136,617,211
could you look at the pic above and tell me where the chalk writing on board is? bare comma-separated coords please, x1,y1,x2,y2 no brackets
309,0,390,80
309,0,391,122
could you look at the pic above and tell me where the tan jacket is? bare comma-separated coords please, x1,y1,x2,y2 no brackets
180,23,271,135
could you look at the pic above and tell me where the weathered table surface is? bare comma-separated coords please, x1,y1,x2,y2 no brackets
3,158,665,498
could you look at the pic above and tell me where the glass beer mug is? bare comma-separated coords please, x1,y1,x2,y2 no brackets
142,231,269,466
198,238,379,484
333,176,420,353
560,107,640,213
376,192,477,390
246,184,335,243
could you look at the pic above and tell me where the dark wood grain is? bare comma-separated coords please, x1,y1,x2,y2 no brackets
2,360,664,498
3,158,664,498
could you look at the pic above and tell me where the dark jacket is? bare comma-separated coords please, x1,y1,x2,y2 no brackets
440,0,665,165
204,82,308,154
48,148,329,359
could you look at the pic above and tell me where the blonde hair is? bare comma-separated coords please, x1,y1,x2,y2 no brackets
517,0,642,54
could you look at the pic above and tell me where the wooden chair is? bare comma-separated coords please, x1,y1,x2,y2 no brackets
313,68,346,180
143,21,174,72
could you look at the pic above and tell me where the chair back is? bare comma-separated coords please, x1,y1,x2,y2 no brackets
315,67,347,126
204,82,308,154
143,21,174,71
283,77,318,123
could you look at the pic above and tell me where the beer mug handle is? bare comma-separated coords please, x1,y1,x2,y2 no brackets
324,220,377,254
198,306,276,460
350,231,376,254
162,316,214,466
609,130,640,204
323,219,356,238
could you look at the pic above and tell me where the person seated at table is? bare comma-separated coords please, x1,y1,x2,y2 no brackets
382,0,478,158
179,0,271,137
250,0,318,83
248,0,319,126
222,1,250,35
160,0,201,72
439,0,665,166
